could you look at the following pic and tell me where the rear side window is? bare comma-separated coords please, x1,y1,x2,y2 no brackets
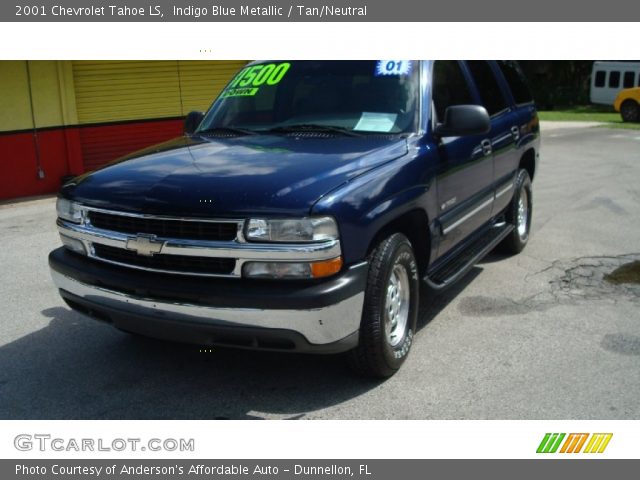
594,71,606,87
497,61,533,105
466,61,508,116
432,61,474,121
623,71,635,88
609,71,620,88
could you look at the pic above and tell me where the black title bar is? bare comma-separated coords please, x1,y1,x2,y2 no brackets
5,0,640,21
4,459,640,480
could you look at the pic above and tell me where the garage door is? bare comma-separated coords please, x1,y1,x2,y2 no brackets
72,60,246,171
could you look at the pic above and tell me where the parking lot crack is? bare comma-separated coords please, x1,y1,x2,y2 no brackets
460,253,640,318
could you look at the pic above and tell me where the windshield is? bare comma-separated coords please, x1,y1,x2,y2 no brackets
197,60,420,135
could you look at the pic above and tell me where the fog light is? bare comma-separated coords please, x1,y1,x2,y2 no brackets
243,257,343,279
243,262,311,279
60,234,87,255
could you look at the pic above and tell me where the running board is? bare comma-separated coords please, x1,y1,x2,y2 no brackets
424,223,514,291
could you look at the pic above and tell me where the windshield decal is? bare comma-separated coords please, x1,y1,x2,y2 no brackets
223,62,291,97
353,112,398,132
375,60,413,76
221,87,259,98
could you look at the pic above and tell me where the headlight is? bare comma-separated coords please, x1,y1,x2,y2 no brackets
245,217,338,243
56,198,82,223
243,257,343,279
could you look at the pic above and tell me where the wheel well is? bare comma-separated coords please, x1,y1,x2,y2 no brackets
367,209,430,276
520,148,536,181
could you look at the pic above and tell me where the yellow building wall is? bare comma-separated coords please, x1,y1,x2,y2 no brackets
29,61,78,128
0,61,33,132
178,60,248,113
0,60,247,200
72,60,246,125
1,60,245,131
0,61,77,132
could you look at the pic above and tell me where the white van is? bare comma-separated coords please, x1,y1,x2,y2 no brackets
590,61,640,105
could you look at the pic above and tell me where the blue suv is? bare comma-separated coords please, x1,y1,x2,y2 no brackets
50,61,540,377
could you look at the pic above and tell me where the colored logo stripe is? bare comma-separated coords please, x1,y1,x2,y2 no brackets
560,433,589,453
537,433,613,453
537,433,566,453
583,433,613,453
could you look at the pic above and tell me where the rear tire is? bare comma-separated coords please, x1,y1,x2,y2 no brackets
620,100,639,123
348,233,419,378
500,169,532,254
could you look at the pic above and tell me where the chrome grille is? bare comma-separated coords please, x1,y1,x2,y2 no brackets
88,211,237,241
57,206,342,278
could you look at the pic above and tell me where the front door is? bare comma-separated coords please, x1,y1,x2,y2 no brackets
433,60,494,258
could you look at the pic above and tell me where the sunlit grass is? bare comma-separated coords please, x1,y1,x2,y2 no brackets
538,105,640,130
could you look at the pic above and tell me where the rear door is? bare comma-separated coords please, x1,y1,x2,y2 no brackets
491,61,537,214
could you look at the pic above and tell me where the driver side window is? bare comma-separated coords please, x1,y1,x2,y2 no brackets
432,61,474,122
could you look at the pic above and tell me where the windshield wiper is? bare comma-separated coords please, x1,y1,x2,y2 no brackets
196,126,257,137
263,124,363,137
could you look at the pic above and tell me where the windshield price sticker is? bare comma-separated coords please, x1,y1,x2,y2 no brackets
221,87,258,98
354,112,398,132
224,62,291,97
375,60,413,76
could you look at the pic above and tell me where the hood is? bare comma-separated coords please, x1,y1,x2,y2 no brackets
63,134,408,217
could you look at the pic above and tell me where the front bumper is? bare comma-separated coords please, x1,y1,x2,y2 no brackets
49,248,367,353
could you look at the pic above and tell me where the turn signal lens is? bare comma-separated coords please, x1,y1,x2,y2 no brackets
310,257,343,278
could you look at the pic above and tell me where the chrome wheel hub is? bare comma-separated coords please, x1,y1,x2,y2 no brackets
384,263,410,347
517,188,529,239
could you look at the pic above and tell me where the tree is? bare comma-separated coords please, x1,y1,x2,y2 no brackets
519,61,593,109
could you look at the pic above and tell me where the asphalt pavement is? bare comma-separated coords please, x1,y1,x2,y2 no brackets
0,123,638,419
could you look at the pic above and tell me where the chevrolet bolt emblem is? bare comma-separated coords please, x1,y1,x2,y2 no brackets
125,234,164,256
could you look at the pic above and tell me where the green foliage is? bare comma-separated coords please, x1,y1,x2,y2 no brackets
519,61,594,109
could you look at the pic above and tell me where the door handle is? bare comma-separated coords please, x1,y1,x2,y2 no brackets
481,139,492,156
511,126,520,141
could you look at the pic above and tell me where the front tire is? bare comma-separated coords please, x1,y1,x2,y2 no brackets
620,100,639,123
348,233,419,378
500,169,532,254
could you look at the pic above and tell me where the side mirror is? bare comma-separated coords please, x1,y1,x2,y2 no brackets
184,111,205,135
434,105,491,137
